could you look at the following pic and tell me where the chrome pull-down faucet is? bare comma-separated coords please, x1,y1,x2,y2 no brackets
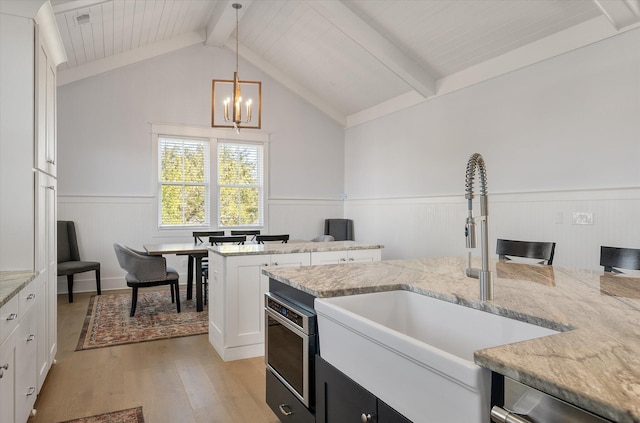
464,153,493,301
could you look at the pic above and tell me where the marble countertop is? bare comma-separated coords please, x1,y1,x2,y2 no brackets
263,257,640,423
208,240,383,257
0,270,38,307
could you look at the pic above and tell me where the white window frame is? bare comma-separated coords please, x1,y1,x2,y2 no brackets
151,123,269,239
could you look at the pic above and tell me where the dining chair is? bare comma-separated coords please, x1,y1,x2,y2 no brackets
600,246,640,273
231,229,261,241
209,235,247,245
57,220,101,303
496,239,556,265
193,231,224,243
190,231,224,304
256,234,289,244
324,218,354,241
113,243,180,317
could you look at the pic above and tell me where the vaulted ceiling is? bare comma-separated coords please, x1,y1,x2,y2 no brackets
51,0,640,127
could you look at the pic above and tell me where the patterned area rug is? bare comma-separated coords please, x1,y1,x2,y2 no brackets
58,407,144,423
76,289,208,351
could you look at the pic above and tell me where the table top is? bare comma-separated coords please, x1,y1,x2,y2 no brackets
144,242,208,255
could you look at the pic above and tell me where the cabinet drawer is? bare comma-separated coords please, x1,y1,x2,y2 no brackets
0,294,19,344
266,369,315,423
18,279,38,315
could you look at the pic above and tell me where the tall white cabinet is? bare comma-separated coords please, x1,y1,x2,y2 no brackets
0,1,65,422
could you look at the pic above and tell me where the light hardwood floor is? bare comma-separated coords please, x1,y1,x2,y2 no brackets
31,289,280,423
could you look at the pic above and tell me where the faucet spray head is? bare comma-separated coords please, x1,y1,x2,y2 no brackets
465,216,476,248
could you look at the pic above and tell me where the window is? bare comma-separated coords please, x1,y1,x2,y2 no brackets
158,136,210,227
218,141,264,227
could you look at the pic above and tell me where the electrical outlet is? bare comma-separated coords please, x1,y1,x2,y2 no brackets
572,212,593,225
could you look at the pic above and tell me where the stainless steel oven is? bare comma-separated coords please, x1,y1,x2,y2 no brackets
265,292,317,410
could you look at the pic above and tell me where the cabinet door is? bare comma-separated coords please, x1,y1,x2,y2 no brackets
35,174,56,391
0,331,16,423
35,31,57,177
311,251,348,265
316,355,377,423
15,309,37,422
226,255,269,347
378,400,412,423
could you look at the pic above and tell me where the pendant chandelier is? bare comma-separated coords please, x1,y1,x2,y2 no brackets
212,3,261,132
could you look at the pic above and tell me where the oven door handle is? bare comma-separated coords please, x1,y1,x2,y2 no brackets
265,307,307,337
491,406,533,423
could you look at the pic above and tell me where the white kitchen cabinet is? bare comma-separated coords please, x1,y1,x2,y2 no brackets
0,329,17,423
209,252,310,361
311,249,382,265
0,277,39,423
35,25,57,177
0,12,35,272
35,173,56,390
15,304,37,422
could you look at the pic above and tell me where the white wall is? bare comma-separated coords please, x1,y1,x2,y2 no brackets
56,44,345,292
345,28,640,270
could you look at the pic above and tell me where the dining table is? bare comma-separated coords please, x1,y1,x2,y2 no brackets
143,242,208,312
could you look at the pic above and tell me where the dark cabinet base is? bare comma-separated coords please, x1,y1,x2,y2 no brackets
316,355,411,423
267,369,315,423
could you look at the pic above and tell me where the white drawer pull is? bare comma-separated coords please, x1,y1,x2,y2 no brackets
27,293,36,300
6,313,17,321
26,386,36,396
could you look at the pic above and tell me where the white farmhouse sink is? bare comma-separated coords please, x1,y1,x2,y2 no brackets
315,290,559,423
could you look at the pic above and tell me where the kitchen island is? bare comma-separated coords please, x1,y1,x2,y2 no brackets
263,256,640,423
207,241,383,361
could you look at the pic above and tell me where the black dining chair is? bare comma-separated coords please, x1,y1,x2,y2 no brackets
209,235,247,245
231,229,261,241
113,243,180,317
256,234,289,244
57,220,101,303
190,231,224,305
496,239,556,265
600,246,640,273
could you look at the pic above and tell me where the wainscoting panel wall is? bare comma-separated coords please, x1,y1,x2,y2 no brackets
346,188,640,271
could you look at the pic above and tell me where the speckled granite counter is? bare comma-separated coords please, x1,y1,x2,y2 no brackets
263,256,640,423
209,240,383,256
0,270,38,307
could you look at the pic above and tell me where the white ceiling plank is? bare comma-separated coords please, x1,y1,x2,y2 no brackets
57,30,205,86
305,0,436,99
592,0,640,29
223,39,346,126
205,0,252,47
51,0,110,14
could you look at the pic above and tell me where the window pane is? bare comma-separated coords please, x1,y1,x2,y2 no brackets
217,141,264,227
159,136,210,227
161,185,184,225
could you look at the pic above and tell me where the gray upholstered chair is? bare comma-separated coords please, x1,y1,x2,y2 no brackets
113,243,180,317
57,220,101,303
324,218,354,241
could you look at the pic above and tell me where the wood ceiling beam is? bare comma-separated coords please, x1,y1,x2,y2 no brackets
592,0,640,30
205,0,252,47
305,0,436,99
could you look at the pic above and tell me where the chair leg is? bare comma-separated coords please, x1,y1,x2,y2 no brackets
67,275,74,303
95,268,101,295
170,284,175,303
203,275,208,306
130,287,138,317
175,282,181,313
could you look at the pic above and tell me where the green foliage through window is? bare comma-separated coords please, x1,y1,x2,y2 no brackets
218,142,263,227
159,137,210,226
